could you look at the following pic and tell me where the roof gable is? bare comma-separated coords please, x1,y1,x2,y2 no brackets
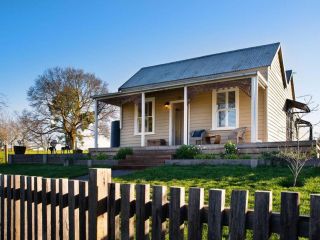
119,42,280,91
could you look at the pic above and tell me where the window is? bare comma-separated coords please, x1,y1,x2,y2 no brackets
212,88,239,129
134,98,155,134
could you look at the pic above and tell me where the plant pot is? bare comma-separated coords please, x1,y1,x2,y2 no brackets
14,146,26,154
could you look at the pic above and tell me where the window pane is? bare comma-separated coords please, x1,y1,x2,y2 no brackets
218,111,226,127
217,92,226,109
145,102,152,117
228,91,235,108
228,110,236,127
146,116,153,132
138,104,142,118
138,117,142,133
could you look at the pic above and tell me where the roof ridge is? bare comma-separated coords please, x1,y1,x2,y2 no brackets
140,42,280,70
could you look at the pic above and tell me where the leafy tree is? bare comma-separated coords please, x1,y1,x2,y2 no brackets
27,67,116,149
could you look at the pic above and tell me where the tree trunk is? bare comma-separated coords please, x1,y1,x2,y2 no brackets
66,131,76,150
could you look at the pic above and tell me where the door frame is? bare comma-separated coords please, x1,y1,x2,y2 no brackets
169,100,184,146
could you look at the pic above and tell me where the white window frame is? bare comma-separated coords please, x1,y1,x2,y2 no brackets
212,87,239,130
134,97,155,135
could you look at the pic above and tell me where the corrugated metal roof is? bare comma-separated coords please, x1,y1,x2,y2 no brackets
119,42,280,91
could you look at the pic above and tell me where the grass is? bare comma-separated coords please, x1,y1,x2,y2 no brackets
114,165,320,215
0,164,90,178
0,163,315,239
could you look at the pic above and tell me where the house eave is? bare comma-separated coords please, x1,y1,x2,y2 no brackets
93,70,261,101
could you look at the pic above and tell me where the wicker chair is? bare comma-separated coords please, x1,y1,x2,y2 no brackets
227,127,247,144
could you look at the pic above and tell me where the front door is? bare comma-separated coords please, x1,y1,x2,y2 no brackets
172,102,184,145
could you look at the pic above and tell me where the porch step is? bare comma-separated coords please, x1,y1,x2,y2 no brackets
118,149,174,169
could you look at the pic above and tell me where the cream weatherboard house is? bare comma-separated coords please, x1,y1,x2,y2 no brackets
93,43,310,148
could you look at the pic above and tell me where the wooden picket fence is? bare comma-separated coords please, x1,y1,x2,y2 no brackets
0,168,320,240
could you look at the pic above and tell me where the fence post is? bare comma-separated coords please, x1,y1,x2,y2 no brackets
229,190,248,240
208,189,225,240
169,187,185,240
253,191,272,240
280,192,299,240
310,194,320,239
188,187,204,240
152,185,167,240
88,168,112,240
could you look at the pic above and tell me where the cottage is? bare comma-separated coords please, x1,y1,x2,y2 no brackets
93,43,311,148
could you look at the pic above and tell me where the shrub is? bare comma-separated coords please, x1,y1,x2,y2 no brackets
224,141,237,155
241,154,252,159
113,147,133,160
95,153,110,160
194,153,216,159
223,153,238,159
175,145,201,159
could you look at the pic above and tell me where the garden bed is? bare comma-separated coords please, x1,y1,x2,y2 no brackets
166,158,263,168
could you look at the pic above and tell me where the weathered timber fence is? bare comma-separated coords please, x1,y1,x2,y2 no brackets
0,168,320,239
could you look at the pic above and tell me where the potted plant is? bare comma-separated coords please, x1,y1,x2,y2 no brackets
13,140,26,154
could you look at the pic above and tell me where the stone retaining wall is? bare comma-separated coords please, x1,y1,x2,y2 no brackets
8,154,118,167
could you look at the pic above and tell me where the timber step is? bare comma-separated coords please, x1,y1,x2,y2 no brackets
118,149,174,169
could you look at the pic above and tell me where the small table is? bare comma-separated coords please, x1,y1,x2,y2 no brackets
205,134,221,144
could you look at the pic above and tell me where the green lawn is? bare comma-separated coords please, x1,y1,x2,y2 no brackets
114,165,320,215
0,164,90,178
0,163,316,239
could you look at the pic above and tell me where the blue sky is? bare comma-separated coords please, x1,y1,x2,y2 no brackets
1,0,320,134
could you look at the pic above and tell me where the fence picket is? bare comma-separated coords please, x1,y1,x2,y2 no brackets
188,187,204,240
26,177,33,240
169,187,185,240
208,189,225,240
88,168,111,240
280,192,299,240
108,182,120,240
79,181,88,240
310,194,320,239
120,183,135,240
20,176,26,240
59,178,69,239
229,190,248,240
0,175,4,240
13,175,21,240
136,184,150,240
34,177,43,240
253,191,272,240
0,168,319,240
41,178,50,240
68,180,79,240
6,175,13,240
50,178,59,240
152,185,167,240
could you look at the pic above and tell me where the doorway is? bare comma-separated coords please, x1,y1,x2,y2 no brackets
171,102,184,145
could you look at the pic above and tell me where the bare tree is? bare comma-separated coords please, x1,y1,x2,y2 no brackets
281,94,320,186
0,93,7,111
27,67,117,149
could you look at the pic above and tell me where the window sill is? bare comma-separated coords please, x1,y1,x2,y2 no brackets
211,127,237,131
134,132,156,136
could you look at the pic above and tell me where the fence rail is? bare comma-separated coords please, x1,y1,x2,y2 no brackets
0,168,319,239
